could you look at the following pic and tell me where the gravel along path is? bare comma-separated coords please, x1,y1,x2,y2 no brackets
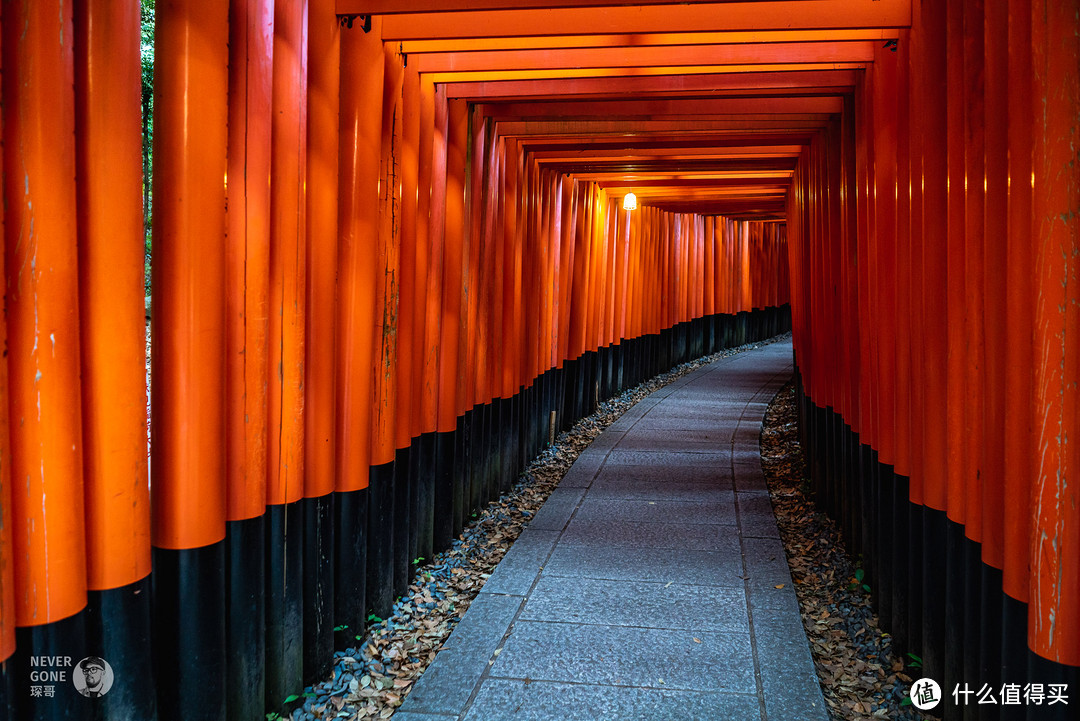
275,334,792,721
760,382,938,721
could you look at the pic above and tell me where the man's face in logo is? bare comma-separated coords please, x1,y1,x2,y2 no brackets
82,663,104,689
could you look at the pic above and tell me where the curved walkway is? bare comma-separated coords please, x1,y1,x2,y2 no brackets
397,340,827,721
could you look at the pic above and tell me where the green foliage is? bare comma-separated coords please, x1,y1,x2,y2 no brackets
333,624,348,632
283,694,300,704
141,0,155,293
848,565,871,593
906,652,923,669
412,557,425,565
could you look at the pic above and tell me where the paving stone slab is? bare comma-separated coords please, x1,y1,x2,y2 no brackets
585,478,734,504
586,432,623,451
490,621,757,693
742,537,794,592
559,518,730,552
634,405,749,422
610,397,661,423
633,415,741,432
612,435,729,454
734,473,769,493
733,430,764,448
526,487,585,531
604,450,731,467
558,456,604,488
478,529,560,596
737,492,782,538
619,428,730,445
753,616,818,672
399,646,490,716
595,462,731,485
571,498,736,526
760,670,830,721
462,679,762,721
733,449,765,465
442,594,522,653
392,713,460,721
520,576,750,633
542,543,745,587
749,583,802,614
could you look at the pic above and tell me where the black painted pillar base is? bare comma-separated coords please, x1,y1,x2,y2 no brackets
432,430,455,552
265,501,304,709
152,542,226,721
453,414,469,539
226,515,265,721
416,432,437,562
366,461,396,620
0,656,14,721
84,575,157,721
392,447,412,601
303,493,335,685
334,488,368,648
10,612,88,721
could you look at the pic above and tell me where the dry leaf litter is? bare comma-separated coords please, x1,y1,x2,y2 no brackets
761,382,939,721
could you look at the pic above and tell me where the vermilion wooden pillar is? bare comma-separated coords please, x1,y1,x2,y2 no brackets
303,0,339,686
1001,0,1033,608
265,0,309,705
438,96,467,537
419,77,441,438
334,13,384,644
74,0,155,717
397,65,421,459
980,0,1008,575
4,0,87,630
401,63,433,563
0,64,12,704
365,41,402,618
961,0,986,551
224,0,273,716
438,97,466,434
891,29,912,486
150,0,230,718
1030,0,1080,669
3,3,87,718
429,85,454,549
943,0,967,529
415,76,440,560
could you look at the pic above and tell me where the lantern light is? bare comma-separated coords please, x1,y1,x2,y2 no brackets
622,192,637,211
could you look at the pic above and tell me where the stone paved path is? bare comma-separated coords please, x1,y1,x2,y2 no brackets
397,340,829,721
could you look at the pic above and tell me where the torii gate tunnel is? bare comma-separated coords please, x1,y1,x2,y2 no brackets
0,1,1077,720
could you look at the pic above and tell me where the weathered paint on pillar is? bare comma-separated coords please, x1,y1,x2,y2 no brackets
75,0,151,592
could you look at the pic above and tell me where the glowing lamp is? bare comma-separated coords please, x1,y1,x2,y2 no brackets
622,192,637,211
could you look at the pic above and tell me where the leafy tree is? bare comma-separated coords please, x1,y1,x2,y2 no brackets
141,0,154,293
